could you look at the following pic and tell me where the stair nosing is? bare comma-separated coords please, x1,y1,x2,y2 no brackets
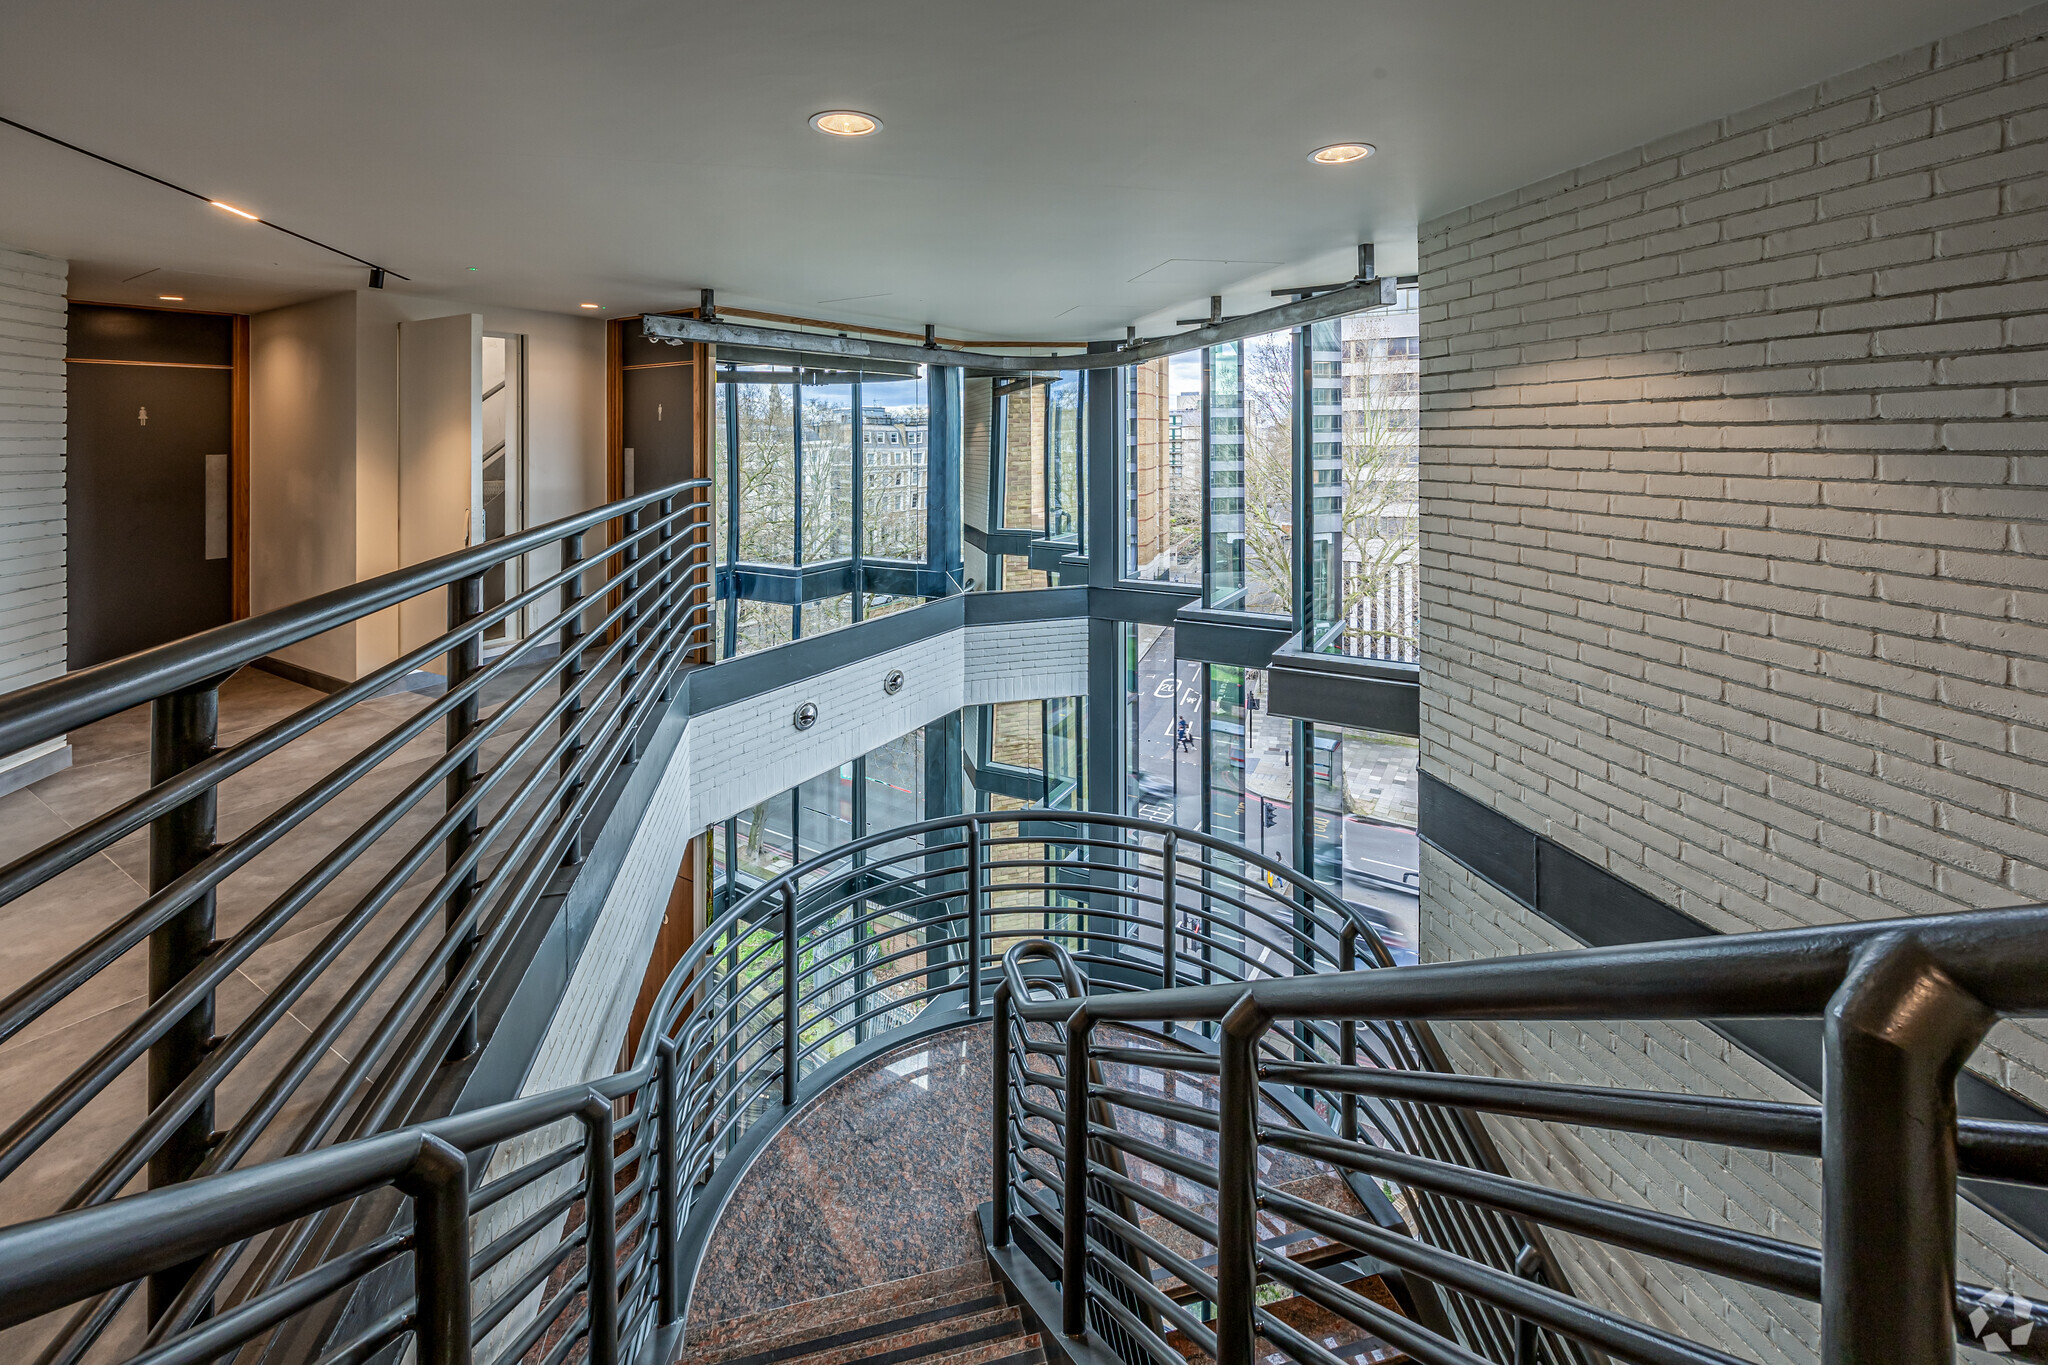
694,1291,1011,1365
809,1315,1025,1365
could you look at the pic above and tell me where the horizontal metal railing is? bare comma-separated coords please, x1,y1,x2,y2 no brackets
0,479,712,1364
4,789,2047,1365
0,805,1504,1365
999,902,2048,1365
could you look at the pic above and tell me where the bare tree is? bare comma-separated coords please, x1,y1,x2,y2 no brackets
1236,333,1295,615
1232,319,1417,649
1330,312,1418,654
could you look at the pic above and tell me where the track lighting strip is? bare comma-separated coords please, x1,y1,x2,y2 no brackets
0,113,408,284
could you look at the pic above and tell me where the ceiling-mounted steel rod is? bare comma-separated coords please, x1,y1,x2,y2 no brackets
640,276,1397,373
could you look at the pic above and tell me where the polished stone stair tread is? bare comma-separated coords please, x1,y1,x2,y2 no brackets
685,1263,992,1358
681,1262,1041,1365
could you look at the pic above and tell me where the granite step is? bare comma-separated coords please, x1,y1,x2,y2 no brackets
766,1305,1026,1365
917,1334,1046,1365
682,1263,996,1363
679,1262,1030,1365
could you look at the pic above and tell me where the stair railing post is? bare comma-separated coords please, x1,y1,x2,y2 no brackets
656,494,677,703
1339,923,1359,1142
992,981,1013,1247
782,883,800,1107
1821,934,1992,1365
145,677,222,1322
558,530,588,863
1159,832,1178,996
1215,993,1268,1365
620,506,642,703
1061,1003,1093,1340
577,1093,620,1365
966,821,983,1015
444,573,484,1061
656,1036,682,1328
403,1135,474,1365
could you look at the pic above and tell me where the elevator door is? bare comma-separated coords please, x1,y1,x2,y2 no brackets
66,304,235,669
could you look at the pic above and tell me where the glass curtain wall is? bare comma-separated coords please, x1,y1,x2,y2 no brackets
713,362,939,658
707,730,934,1074
975,370,1085,591
1307,298,1420,661
862,374,930,562
1124,354,1201,584
1204,332,1293,615
1121,627,1419,967
1125,292,1417,649
964,698,1088,953
703,704,1088,1073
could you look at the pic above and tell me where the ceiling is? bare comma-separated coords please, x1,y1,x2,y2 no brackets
0,1,2021,339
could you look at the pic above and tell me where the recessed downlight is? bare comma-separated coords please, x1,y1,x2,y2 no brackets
1308,142,1375,166
158,294,184,301
810,110,881,137
580,303,602,309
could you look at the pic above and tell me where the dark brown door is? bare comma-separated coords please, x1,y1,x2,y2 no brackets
621,361,696,495
67,305,235,668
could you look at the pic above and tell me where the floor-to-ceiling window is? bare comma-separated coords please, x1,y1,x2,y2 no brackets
1124,353,1202,585
968,369,1085,591
1306,298,1419,661
1309,723,1419,962
713,361,952,657
1112,286,1419,962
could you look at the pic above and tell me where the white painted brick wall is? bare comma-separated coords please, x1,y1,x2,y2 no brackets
1417,7,2048,1358
688,615,1090,832
1423,849,2048,1363
961,616,1090,706
0,247,66,777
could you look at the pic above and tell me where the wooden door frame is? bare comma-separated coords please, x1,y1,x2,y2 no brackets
608,314,714,660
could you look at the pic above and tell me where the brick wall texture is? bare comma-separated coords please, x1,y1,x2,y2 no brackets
0,248,65,710
1417,7,2048,1360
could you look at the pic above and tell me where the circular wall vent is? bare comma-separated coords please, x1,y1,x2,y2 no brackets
883,669,905,695
793,702,819,731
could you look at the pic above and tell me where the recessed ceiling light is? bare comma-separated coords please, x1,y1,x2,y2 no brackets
158,294,184,301
580,303,601,309
1308,142,1375,166
810,110,881,137
210,200,260,220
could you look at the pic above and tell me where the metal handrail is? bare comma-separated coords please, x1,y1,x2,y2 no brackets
0,481,700,757
0,478,713,1365
998,899,2048,1365
5,793,2047,1365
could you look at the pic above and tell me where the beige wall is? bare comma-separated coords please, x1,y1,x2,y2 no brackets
249,288,607,682
248,290,360,680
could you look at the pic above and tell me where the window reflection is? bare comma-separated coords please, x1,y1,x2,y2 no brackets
733,376,796,565
1124,354,1201,585
801,382,854,562
1307,296,1419,661
1310,723,1419,964
862,374,928,561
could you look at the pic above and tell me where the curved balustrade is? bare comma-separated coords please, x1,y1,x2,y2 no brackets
0,806,2046,1365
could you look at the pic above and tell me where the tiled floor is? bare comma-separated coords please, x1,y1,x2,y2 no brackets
0,663,526,1230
